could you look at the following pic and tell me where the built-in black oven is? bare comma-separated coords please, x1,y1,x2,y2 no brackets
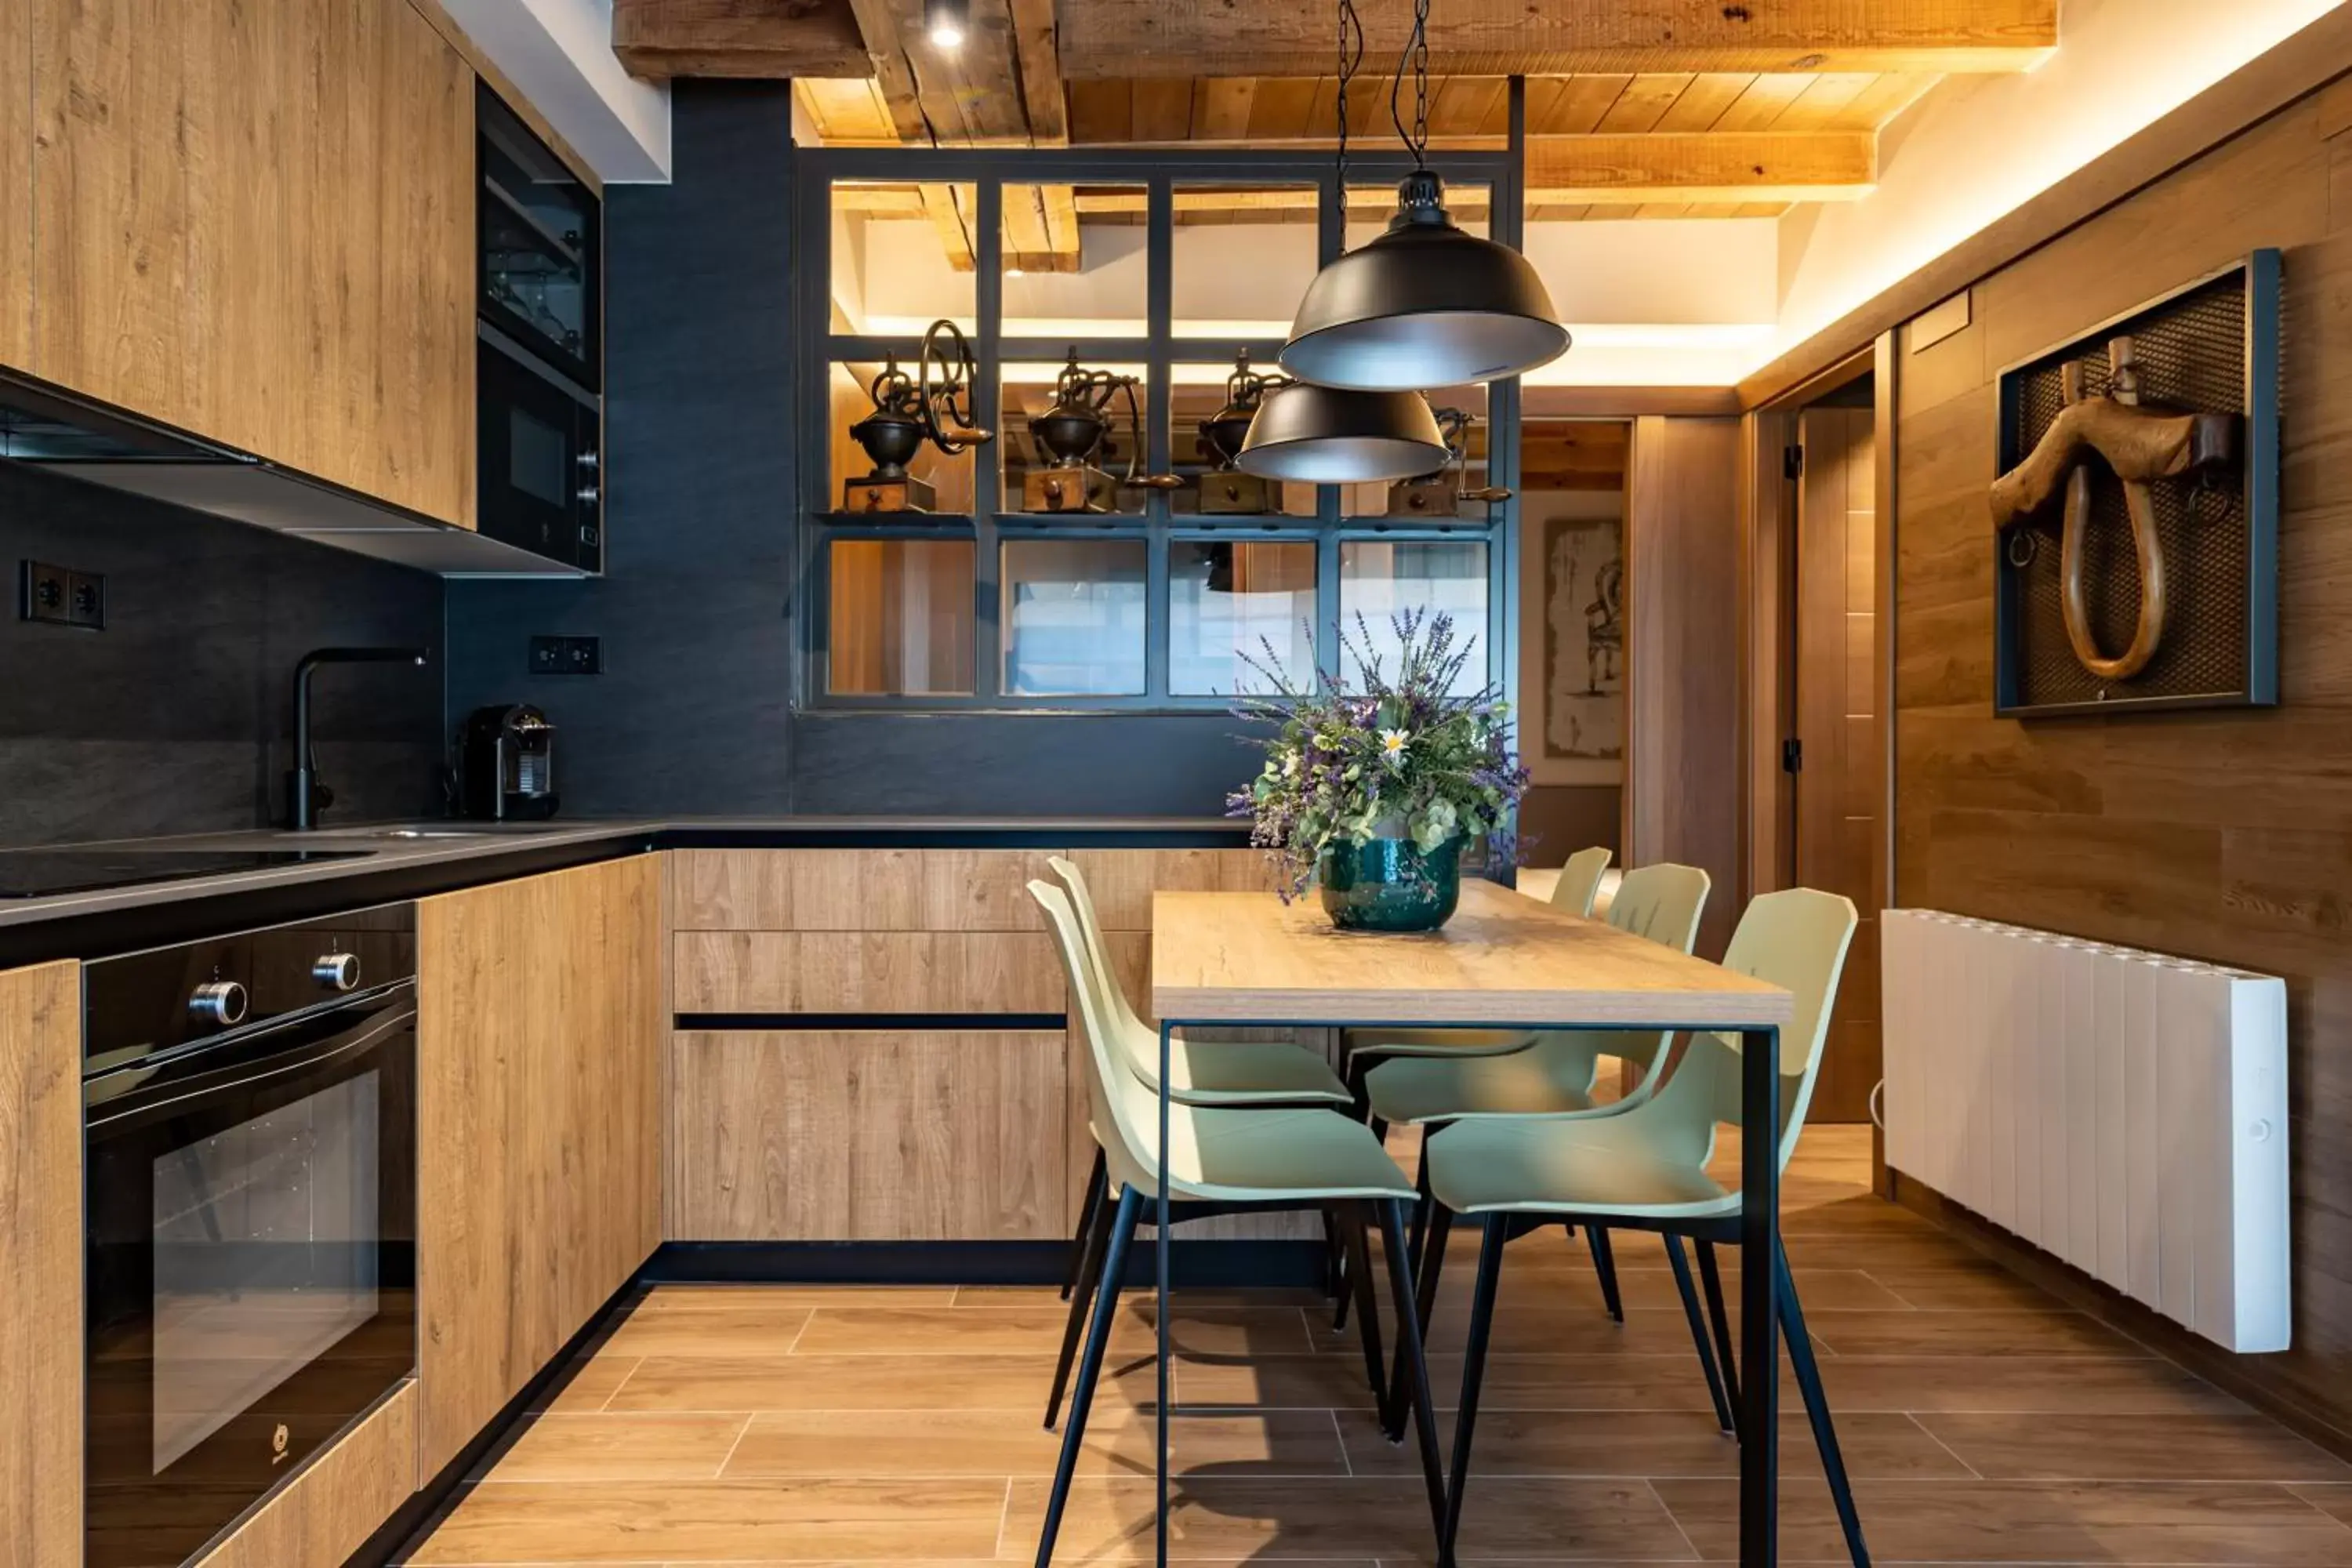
476,78,601,572
82,905,417,1568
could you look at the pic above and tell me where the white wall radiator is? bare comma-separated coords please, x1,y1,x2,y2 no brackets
1882,909,2290,1353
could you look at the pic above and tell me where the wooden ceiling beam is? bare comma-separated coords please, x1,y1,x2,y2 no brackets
1058,0,2056,79
1524,130,1874,203
612,0,873,78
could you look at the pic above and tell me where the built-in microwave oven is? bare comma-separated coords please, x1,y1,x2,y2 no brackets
478,325,601,573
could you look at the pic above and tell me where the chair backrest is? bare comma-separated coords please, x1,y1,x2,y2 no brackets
1548,846,1613,917
1029,878,1182,1189
1548,861,1711,1101
1639,886,1859,1173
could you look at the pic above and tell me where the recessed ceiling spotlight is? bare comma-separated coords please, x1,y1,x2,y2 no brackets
925,0,967,49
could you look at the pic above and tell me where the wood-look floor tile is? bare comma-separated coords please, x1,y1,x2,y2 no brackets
1339,1409,1969,1481
1803,1307,2146,1358
601,1306,815,1358
605,1354,1159,1414
527,1355,641,1414
638,1283,959,1311
1865,1264,2069,1311
1918,1413,2352,1482
2288,1483,2352,1525
1405,1305,1827,1359
1652,1477,2352,1563
1002,1475,1693,1563
483,1414,753,1482
405,1479,1007,1563
790,1305,1316,1359
1408,1255,1909,1315
953,1284,1328,1308
723,1407,1348,1478
1811,1356,2246,1415
1182,1352,1734,1414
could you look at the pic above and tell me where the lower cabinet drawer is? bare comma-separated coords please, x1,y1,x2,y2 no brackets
670,1030,1069,1240
194,1380,418,1568
673,931,1064,1014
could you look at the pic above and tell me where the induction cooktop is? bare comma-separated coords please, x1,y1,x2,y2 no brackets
0,848,376,899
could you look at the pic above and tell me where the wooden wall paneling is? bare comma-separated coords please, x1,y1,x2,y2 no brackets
673,931,1065,1013
1739,407,1797,903
0,960,79,1568
191,1382,419,1568
1,0,28,368
1624,415,1744,959
1062,848,1275,930
670,1030,1067,1240
670,848,1061,931
418,856,662,1475
29,0,474,526
1889,88,2352,1449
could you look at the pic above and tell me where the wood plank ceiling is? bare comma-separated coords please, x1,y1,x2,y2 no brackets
617,1,2056,223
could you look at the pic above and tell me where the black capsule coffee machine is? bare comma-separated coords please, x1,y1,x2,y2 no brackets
458,704,559,821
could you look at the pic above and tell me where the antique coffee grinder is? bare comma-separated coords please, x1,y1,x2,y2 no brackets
1196,350,1292,515
1022,348,1178,512
1385,407,1512,518
841,318,992,514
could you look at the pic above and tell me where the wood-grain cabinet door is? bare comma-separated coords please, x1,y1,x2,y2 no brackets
27,0,475,527
0,960,81,1568
417,856,662,1475
0,0,30,368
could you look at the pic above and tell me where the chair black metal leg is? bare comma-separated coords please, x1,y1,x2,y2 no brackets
1045,1181,1117,1428
1033,1186,1142,1568
1376,1199,1449,1550
1385,1192,1453,1441
1697,1239,1743,1437
1584,1224,1624,1323
1779,1236,1871,1567
1061,1147,1107,1303
1664,1234,1735,1434
1439,1214,1508,1567
1339,1206,1390,1421
1331,1205,1355,1334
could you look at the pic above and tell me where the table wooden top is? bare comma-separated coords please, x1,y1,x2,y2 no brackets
1150,878,1794,1029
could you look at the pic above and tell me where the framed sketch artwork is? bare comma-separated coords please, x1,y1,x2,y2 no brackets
1519,492,1624,786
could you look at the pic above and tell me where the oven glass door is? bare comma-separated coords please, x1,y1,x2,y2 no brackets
84,987,416,1568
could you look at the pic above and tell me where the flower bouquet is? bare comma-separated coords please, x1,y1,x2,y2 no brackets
1227,608,1530,931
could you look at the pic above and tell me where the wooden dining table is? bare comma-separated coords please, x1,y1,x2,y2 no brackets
1149,877,1797,1567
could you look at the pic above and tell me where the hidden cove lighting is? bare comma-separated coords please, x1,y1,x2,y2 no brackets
1276,0,1568,391
924,0,967,49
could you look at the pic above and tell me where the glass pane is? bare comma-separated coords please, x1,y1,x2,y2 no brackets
828,539,977,695
1171,183,1318,339
480,92,595,379
830,180,977,336
1169,354,1319,518
1002,358,1152,516
1171,541,1318,695
1004,183,1146,338
1002,538,1148,696
828,360,977,517
1339,539,1490,695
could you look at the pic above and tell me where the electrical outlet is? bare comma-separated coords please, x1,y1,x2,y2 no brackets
528,634,602,675
21,561,100,630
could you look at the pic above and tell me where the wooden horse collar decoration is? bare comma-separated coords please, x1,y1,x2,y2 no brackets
1988,336,2238,681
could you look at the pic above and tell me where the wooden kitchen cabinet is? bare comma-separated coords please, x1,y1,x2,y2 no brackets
416,855,662,1476
26,0,476,528
0,960,81,1568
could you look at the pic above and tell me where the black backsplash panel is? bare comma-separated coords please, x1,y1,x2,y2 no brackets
0,463,445,846
445,80,798,815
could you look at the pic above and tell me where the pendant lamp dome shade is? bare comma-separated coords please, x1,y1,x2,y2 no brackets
1235,382,1449,484
1279,171,1570,390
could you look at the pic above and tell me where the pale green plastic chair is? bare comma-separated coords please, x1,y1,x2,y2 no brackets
1412,887,1867,1567
1025,880,1446,1568
1335,845,1617,1090
1046,855,1353,1304
1362,861,1712,1129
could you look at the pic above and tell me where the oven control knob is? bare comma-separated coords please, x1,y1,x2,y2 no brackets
188,980,248,1028
312,953,362,993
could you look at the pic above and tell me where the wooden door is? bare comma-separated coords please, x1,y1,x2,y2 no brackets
0,0,29,368
1792,407,1880,1123
0,960,80,1568
417,856,662,1475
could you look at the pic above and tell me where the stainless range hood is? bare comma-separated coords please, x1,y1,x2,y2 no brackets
0,371,589,579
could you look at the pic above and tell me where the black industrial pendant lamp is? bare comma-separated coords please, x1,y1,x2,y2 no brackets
1277,0,1569,390
1237,0,1450,485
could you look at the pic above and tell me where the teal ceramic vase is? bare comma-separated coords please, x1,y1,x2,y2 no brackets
1316,833,1464,933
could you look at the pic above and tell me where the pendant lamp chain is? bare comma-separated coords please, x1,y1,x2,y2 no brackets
1333,0,1364,230
1389,0,1432,169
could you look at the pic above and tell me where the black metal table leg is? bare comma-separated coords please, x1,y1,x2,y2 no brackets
1156,1019,1173,1568
1738,1025,1780,1566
